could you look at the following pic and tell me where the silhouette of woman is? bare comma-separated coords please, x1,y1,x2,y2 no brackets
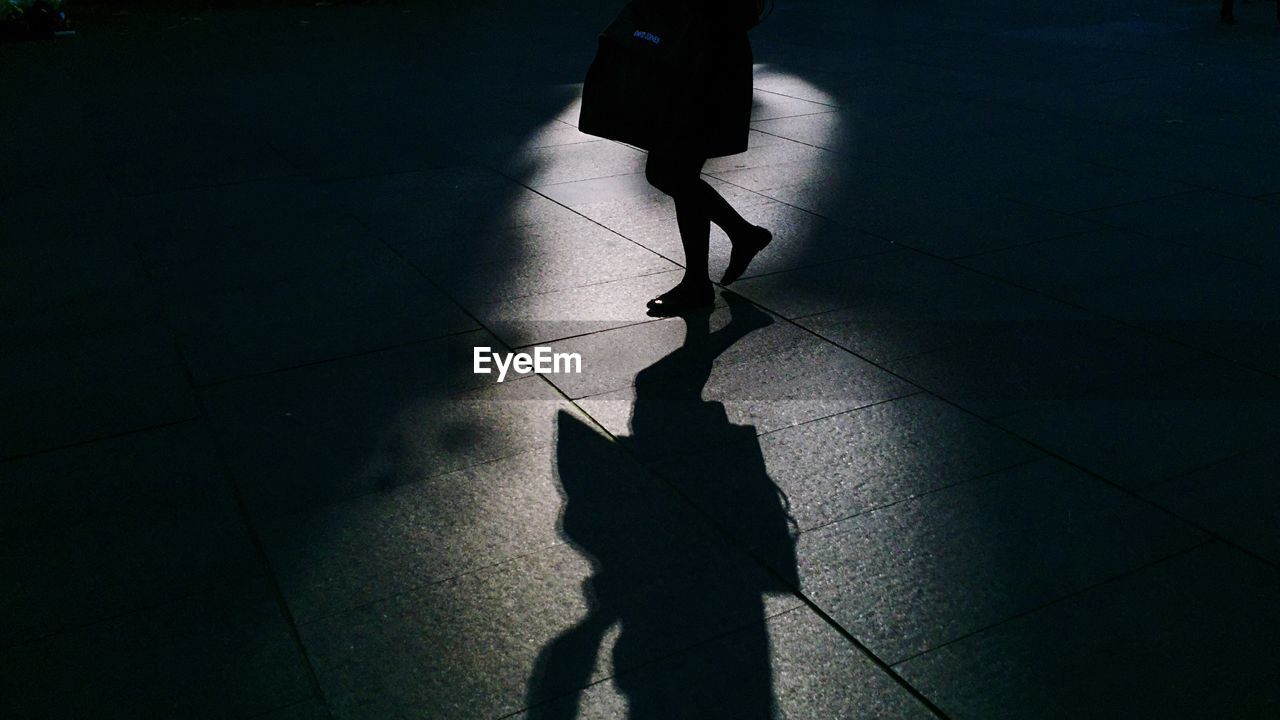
526,297,799,719
580,0,773,315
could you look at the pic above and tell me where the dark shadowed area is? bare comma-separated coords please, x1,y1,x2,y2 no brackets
2,0,1279,718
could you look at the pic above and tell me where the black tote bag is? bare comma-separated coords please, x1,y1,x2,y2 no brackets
578,1,711,152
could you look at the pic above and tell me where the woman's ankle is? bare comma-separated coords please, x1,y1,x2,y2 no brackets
730,222,768,244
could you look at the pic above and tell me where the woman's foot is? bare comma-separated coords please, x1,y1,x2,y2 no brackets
646,279,714,316
721,225,772,285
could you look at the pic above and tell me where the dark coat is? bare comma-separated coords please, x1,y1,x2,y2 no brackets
579,0,757,158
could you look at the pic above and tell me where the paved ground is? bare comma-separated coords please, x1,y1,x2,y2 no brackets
3,0,1279,718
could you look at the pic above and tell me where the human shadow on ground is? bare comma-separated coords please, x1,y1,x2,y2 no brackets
526,294,801,718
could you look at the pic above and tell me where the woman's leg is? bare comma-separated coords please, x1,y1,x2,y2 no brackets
646,150,713,286
645,149,767,294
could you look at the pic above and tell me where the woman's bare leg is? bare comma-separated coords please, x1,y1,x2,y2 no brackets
645,150,768,293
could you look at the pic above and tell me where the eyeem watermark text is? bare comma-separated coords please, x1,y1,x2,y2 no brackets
474,346,582,382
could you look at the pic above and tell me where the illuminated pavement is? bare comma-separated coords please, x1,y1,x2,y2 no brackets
2,1,1279,718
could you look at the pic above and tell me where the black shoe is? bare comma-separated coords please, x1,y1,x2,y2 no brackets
646,281,714,316
721,226,772,285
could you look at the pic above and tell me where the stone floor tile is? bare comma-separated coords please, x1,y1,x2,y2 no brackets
0,579,313,720
536,172,661,209
751,67,852,106
895,544,1280,720
749,89,840,122
201,338,575,518
0,423,260,647
435,232,677,307
261,445,573,622
707,154,851,195
505,140,646,188
1000,163,1192,215
125,176,344,235
519,607,938,720
300,416,795,718
166,251,475,384
1,309,179,398
731,250,946,320
1,230,147,314
879,195,1098,259
1101,138,1280,198
959,229,1280,374
1082,190,1280,266
578,325,916,457
319,167,581,247
252,698,333,720
886,315,1208,418
1,362,198,460
767,171,1099,258
797,270,1088,365
955,228,1203,305
96,120,297,196
1141,446,1280,565
996,359,1280,490
792,458,1205,663
135,214,393,298
704,138,839,175
1089,63,1280,116
391,213,623,275
650,392,1041,536
445,97,594,164
265,113,471,180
